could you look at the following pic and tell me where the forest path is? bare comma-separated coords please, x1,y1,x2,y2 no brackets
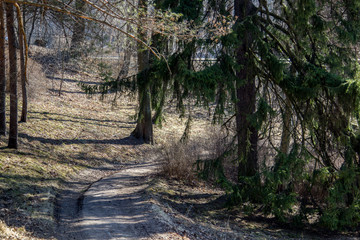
56,161,185,240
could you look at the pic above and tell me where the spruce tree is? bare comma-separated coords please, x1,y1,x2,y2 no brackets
131,0,153,144
234,0,258,178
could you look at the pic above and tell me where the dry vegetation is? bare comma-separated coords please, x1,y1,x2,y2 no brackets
0,46,154,238
1,45,223,239
1,46,353,240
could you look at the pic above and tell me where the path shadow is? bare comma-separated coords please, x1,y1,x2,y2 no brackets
19,133,143,146
28,111,136,129
48,88,95,95
29,111,135,124
47,76,101,85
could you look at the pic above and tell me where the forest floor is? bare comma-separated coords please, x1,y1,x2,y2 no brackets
0,46,358,239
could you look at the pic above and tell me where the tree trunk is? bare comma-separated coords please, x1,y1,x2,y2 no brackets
27,7,38,45
0,2,6,136
152,79,168,125
19,10,27,123
70,0,86,57
132,85,153,144
235,0,258,178
6,3,18,149
132,0,153,144
116,24,132,81
280,97,291,154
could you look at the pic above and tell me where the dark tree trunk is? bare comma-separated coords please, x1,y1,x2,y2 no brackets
70,0,86,56
152,79,168,125
235,0,258,178
0,2,6,136
132,41,153,144
19,12,27,123
132,0,153,144
132,85,153,144
6,3,18,149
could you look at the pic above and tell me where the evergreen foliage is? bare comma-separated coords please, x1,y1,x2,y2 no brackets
82,0,360,230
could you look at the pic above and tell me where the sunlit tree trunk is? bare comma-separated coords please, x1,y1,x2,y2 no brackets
0,2,6,136
235,0,258,178
6,2,18,148
18,9,27,122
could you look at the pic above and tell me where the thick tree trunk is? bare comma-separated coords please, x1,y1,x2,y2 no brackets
70,0,86,56
132,85,153,144
19,12,27,123
132,37,153,144
235,0,258,178
152,79,168,125
6,3,18,149
132,0,153,144
0,2,6,135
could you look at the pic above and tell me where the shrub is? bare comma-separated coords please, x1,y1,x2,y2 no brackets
159,140,199,182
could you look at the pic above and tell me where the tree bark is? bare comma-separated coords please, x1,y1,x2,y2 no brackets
132,0,153,144
70,0,86,57
116,24,132,81
235,0,258,178
27,6,38,45
19,10,27,123
280,97,291,154
6,3,18,149
132,85,153,144
0,2,6,135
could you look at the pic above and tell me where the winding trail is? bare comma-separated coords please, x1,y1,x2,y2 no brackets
56,162,185,240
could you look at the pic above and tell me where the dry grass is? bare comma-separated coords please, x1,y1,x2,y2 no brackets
159,140,199,182
0,45,225,239
158,126,231,183
0,220,46,240
0,46,151,239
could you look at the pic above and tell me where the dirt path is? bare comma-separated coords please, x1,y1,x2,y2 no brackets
56,161,187,240
55,161,338,240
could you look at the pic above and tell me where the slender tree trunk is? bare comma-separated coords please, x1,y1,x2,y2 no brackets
27,7,38,45
280,97,291,154
0,2,6,135
70,0,86,56
19,10,27,122
235,0,258,178
132,0,153,144
116,24,132,81
6,3,18,148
